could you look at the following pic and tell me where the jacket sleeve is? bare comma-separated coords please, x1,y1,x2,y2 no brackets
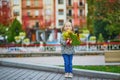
60,35,66,46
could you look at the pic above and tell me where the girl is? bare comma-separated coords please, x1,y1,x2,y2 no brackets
60,22,75,78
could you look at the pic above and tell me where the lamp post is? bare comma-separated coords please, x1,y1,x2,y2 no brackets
83,30,90,51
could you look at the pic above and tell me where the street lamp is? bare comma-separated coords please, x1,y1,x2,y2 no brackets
83,30,90,51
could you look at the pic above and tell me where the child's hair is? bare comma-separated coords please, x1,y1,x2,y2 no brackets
61,21,74,32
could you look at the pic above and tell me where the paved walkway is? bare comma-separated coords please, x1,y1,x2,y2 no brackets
0,55,120,80
0,66,112,80
0,55,120,65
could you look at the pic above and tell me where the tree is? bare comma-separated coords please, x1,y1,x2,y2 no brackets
86,0,96,35
0,0,11,26
0,24,6,35
98,33,104,43
87,0,120,41
94,0,120,41
7,18,23,43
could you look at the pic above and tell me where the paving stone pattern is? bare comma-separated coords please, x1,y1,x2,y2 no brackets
0,66,113,80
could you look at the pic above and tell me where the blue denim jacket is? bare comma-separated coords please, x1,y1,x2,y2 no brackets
60,35,75,55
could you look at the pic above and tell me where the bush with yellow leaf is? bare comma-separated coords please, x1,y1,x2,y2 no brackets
62,30,81,46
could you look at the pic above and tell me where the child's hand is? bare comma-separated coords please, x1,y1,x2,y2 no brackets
66,38,72,45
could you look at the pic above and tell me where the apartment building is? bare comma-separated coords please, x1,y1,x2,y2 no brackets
43,0,55,29
10,0,22,23
21,0,44,41
66,0,87,28
8,0,87,42
22,0,43,29
55,0,87,29
0,0,11,26
56,0,66,29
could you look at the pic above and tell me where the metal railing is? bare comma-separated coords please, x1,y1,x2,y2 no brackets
0,42,120,54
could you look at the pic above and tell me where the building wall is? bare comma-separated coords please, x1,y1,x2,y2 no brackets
56,0,66,29
10,0,22,23
43,0,55,29
66,0,87,27
10,0,87,30
22,0,43,29
9,0,87,42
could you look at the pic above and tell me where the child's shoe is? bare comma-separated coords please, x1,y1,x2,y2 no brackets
68,73,73,78
64,73,69,78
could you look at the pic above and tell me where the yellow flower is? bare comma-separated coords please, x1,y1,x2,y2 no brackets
62,30,73,40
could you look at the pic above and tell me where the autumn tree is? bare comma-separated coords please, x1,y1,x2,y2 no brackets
94,0,120,41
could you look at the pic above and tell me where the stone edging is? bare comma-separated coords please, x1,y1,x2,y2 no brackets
0,60,119,79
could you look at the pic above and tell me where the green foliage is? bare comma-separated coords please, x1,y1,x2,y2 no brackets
7,18,23,43
98,33,104,43
87,0,120,41
70,33,81,46
0,24,6,35
0,24,9,44
62,31,81,46
87,0,96,34
72,65,120,73
94,19,109,41
110,39,120,42
90,36,96,41
60,65,120,73
94,0,120,40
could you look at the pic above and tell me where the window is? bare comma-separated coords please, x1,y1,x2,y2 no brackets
35,10,39,16
69,19,72,23
27,10,31,16
35,21,39,28
58,0,63,4
45,0,51,5
68,0,72,6
13,0,19,5
59,20,64,26
13,9,19,16
68,9,72,16
34,0,39,6
79,2,83,6
58,9,64,15
79,9,83,16
45,9,51,16
26,0,31,6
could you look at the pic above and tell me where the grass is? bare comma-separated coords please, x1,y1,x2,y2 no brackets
60,65,120,73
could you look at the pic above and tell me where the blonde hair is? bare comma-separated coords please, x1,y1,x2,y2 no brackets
61,21,74,32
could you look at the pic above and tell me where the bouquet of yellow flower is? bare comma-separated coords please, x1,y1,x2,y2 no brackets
62,30,81,46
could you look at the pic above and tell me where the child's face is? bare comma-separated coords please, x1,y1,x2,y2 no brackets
64,22,72,31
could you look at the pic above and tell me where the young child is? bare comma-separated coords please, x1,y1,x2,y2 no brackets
60,21,75,78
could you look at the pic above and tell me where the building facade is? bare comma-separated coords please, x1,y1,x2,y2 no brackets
55,0,87,29
22,0,43,30
10,0,22,23
8,0,87,42
66,0,87,28
56,0,67,29
0,0,11,26
43,0,55,29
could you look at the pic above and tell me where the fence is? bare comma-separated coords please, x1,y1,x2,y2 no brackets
0,42,120,54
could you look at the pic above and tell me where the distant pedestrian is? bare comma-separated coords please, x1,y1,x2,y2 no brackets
60,21,75,78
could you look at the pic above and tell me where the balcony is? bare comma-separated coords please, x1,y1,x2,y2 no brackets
22,5,43,9
66,4,73,9
78,5,85,9
67,14,73,19
22,15,43,20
